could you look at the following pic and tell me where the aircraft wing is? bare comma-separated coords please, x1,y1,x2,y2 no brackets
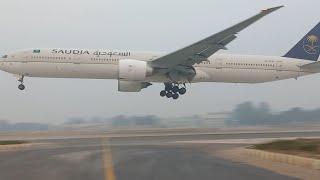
150,6,284,73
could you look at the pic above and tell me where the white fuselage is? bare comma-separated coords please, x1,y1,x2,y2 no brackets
0,49,315,83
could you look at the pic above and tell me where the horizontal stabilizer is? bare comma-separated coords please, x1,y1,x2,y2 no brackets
300,61,320,72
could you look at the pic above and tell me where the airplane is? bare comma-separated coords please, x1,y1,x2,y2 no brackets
0,6,320,100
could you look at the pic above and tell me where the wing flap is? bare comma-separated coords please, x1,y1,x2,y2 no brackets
199,34,237,58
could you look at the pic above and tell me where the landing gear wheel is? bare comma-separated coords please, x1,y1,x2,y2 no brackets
161,83,187,99
160,90,166,97
165,84,173,92
172,93,179,99
166,92,173,98
18,84,25,90
172,86,179,93
178,87,186,95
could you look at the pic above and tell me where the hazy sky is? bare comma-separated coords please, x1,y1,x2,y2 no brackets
0,0,319,123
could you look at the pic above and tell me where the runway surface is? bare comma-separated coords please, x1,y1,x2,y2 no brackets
1,131,317,180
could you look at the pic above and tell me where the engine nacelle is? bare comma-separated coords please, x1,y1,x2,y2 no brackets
118,80,152,92
119,59,153,81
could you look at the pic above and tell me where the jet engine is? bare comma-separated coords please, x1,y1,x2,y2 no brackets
119,59,153,81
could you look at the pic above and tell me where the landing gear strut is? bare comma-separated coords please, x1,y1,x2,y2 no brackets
159,83,187,99
17,75,25,90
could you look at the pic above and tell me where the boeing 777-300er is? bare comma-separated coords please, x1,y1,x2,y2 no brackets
1,6,320,99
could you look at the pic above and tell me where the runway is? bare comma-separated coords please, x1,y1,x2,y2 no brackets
1,131,318,180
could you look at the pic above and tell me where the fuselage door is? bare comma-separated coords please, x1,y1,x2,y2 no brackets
275,61,283,71
214,58,224,69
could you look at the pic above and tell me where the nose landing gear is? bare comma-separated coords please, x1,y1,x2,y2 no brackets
160,83,187,100
17,75,25,91
18,84,25,90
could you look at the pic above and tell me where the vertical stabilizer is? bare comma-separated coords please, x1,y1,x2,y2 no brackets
284,23,320,61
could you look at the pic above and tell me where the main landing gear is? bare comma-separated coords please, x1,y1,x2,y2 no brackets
160,83,187,100
17,75,25,90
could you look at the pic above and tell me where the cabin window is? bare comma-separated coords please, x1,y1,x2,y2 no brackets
2,55,8,58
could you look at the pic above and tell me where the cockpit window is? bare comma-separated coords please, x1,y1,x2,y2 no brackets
2,55,8,58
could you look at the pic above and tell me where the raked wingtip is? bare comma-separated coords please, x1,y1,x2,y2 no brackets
261,5,284,13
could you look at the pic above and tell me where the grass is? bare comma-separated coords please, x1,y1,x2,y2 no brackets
0,140,27,145
252,138,320,159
